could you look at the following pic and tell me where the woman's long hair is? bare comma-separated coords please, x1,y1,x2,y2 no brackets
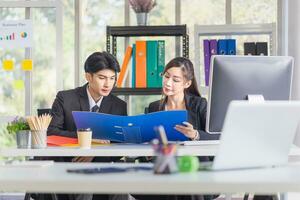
159,57,201,109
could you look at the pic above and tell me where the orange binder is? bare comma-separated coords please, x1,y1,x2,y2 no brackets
135,41,147,88
47,135,110,147
117,46,132,87
47,135,78,147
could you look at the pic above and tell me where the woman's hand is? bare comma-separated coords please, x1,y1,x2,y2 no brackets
175,121,198,140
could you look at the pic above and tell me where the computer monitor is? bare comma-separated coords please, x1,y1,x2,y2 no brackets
206,55,294,134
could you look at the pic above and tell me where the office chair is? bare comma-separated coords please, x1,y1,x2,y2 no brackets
144,107,149,114
37,108,52,116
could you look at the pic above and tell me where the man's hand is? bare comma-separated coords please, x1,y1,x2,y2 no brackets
72,157,94,162
92,139,110,144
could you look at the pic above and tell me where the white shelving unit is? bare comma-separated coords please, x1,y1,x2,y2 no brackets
194,23,277,95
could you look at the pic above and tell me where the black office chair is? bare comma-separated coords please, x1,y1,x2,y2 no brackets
144,107,149,114
37,108,52,116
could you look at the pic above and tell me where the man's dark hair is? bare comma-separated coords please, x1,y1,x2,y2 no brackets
84,51,120,74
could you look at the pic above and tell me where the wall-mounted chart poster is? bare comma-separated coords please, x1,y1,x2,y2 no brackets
0,20,33,49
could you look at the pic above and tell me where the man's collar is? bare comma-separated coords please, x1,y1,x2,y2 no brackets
86,85,103,110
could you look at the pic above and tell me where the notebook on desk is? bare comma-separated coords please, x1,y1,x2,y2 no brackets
201,101,300,171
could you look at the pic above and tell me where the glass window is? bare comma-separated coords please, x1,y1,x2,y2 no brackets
80,0,124,85
0,8,26,116
62,0,75,90
181,0,225,90
31,8,57,113
232,0,277,24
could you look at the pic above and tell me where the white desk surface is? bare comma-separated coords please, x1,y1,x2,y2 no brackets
1,144,300,158
1,162,300,194
0,144,218,157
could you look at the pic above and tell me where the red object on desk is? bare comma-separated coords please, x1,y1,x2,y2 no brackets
47,135,78,147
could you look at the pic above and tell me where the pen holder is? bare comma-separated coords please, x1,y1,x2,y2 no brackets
31,130,47,149
153,144,178,174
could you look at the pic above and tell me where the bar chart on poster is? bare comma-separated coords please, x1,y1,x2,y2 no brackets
0,20,33,49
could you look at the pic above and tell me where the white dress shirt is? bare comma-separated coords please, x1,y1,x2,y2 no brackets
86,86,103,112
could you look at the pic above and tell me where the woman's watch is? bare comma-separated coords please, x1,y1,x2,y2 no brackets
192,130,200,141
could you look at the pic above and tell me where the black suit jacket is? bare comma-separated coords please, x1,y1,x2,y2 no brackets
148,94,220,140
48,84,127,138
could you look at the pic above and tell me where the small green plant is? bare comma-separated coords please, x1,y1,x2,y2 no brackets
6,117,30,134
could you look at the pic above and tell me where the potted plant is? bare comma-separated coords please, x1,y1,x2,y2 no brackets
129,0,156,26
7,117,31,149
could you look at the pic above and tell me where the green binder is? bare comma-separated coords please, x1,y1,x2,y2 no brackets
146,41,158,88
157,40,165,87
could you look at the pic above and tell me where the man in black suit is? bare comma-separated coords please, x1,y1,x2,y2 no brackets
45,52,127,200
48,51,127,139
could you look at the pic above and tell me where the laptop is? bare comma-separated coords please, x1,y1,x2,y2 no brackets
203,101,300,171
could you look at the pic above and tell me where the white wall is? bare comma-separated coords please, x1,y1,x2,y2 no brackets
289,0,300,100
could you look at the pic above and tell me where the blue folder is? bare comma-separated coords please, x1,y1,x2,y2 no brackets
217,39,228,55
227,39,236,55
72,110,188,143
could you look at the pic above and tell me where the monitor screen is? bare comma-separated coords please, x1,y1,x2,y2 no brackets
206,55,294,134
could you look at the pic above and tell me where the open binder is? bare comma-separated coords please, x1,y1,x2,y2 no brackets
72,110,188,143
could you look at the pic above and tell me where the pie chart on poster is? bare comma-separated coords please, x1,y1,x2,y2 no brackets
20,32,27,38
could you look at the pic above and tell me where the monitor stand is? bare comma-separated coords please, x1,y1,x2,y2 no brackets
246,95,265,103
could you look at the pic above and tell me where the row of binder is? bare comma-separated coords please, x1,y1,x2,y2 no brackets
203,39,236,86
203,40,269,86
117,40,165,88
244,42,268,56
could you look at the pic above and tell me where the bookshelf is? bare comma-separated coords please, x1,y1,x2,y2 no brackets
106,25,189,95
111,88,162,96
194,23,277,95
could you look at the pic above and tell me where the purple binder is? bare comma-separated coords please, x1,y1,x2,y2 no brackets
203,40,211,86
208,40,217,86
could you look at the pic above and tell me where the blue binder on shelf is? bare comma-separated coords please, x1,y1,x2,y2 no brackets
227,39,236,55
72,110,188,143
217,39,228,55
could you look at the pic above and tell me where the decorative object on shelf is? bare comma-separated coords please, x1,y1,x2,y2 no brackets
129,0,156,26
26,114,52,149
7,117,31,149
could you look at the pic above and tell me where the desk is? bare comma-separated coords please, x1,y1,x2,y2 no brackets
0,162,300,195
1,144,300,158
0,144,217,157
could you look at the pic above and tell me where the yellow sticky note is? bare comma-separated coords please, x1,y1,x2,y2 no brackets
21,59,33,71
13,80,25,90
3,60,14,71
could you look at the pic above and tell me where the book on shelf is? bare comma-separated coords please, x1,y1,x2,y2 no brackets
244,42,256,55
135,40,147,88
132,44,136,88
117,40,165,89
157,40,165,88
244,42,268,56
256,42,268,56
217,39,228,55
117,46,132,87
227,39,236,55
203,39,211,87
146,40,159,87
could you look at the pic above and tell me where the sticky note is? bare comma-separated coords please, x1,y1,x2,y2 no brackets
3,60,14,71
13,80,25,90
21,59,33,71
